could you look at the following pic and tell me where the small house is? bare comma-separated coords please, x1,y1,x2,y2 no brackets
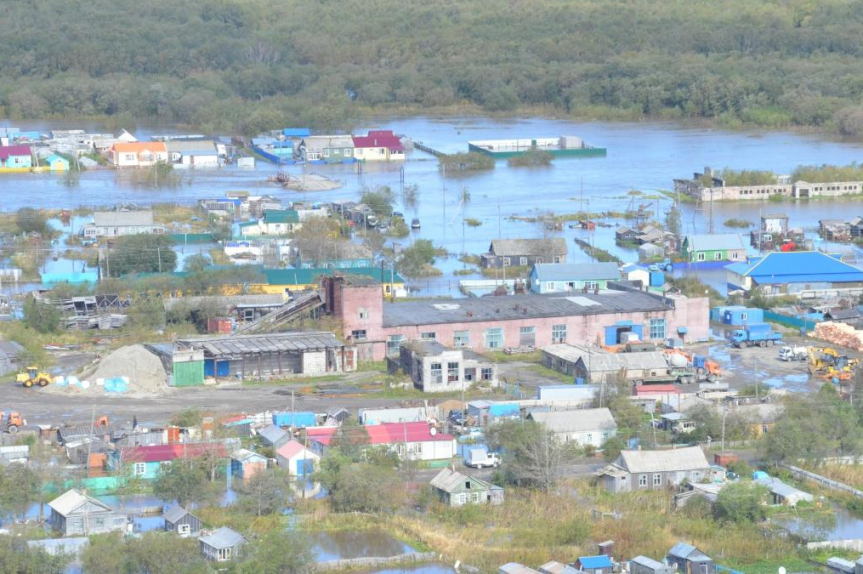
230,449,268,483
529,262,621,294
394,340,498,392
430,467,504,506
629,556,676,574
199,526,246,562
325,407,350,425
257,424,290,449
639,242,665,262
81,210,167,238
307,421,456,462
163,506,202,537
754,475,813,507
352,130,406,162
526,408,618,448
300,135,355,163
681,234,746,263
599,447,712,494
481,238,567,269
660,412,695,434
48,489,128,536
257,209,301,236
576,555,613,574
665,542,714,574
44,154,70,171
118,442,233,480
0,145,32,168
165,140,219,167
276,439,320,477
108,142,168,167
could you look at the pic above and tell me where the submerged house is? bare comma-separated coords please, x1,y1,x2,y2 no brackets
48,489,128,536
681,234,747,264
108,142,168,167
481,238,567,269
81,210,167,238
300,135,355,163
352,130,405,162
430,467,504,506
529,262,621,294
200,526,246,562
0,145,33,168
163,506,202,537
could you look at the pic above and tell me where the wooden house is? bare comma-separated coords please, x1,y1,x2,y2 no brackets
163,506,202,537
430,467,504,506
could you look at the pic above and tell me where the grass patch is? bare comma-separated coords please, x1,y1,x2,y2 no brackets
356,360,387,373
453,268,476,276
464,218,482,227
527,364,572,382
724,218,753,228
482,350,543,364
241,374,345,387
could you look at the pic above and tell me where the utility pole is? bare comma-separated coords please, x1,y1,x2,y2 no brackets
721,404,728,450
157,247,162,273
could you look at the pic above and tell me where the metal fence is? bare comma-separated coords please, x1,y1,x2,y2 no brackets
763,310,818,332
780,463,863,500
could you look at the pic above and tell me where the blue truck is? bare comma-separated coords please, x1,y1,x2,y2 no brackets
730,323,783,348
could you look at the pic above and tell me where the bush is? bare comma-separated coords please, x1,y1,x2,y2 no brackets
714,482,768,523
439,152,494,173
22,296,60,334
507,149,553,167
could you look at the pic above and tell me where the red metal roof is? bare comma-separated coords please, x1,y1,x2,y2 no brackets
121,442,228,463
633,384,681,396
307,422,452,447
0,145,31,160
351,130,404,151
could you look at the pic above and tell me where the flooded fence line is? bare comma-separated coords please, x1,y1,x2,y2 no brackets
780,463,863,499
316,551,436,571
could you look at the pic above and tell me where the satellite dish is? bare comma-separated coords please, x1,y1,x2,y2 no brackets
430,427,437,436
778,567,786,574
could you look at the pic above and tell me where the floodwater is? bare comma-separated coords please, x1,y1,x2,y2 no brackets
309,529,416,561
772,503,863,542
5,117,863,295
369,566,456,574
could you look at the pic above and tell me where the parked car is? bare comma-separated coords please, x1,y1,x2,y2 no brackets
411,218,421,229
464,447,501,469
448,410,465,425
778,346,807,361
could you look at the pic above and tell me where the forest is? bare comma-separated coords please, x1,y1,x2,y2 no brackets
5,0,863,135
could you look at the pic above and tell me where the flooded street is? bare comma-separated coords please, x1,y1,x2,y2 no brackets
3,118,863,295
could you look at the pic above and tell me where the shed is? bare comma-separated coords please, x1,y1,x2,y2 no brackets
665,542,714,574
272,412,317,428
230,449,268,482
539,562,584,574
500,564,542,574
276,439,320,477
827,557,856,574
629,556,676,574
638,243,665,262
200,526,246,562
44,154,70,171
576,555,613,574
257,424,290,449
430,467,504,506
164,506,202,537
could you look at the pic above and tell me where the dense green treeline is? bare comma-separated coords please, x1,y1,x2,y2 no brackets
5,0,863,134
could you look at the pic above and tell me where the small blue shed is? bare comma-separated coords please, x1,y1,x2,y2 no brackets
488,403,520,419
272,412,316,428
282,128,311,138
720,306,763,326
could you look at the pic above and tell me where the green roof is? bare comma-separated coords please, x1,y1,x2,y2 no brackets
264,210,299,224
264,267,404,286
238,221,258,228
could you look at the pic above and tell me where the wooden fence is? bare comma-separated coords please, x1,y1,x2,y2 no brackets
779,463,863,499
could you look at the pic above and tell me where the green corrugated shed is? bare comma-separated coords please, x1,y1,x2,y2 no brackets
263,266,405,286
169,233,215,244
173,360,205,387
264,209,299,224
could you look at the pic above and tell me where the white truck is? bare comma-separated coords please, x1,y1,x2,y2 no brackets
778,346,807,361
464,447,501,469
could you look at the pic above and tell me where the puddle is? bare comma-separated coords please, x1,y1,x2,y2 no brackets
310,529,416,561
370,566,456,574
772,503,863,541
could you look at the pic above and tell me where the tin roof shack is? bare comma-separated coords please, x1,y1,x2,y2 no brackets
307,422,456,462
660,412,696,434
665,543,714,574
328,276,710,361
48,489,128,536
82,210,167,238
176,331,356,381
576,555,612,574
481,239,567,269
529,263,621,294
526,408,617,448
542,344,609,378
629,556,676,574
754,475,813,507
164,506,202,537
393,340,498,392
276,439,320,477
726,251,863,298
430,468,504,506
681,234,747,264
599,447,711,494
257,424,290,449
826,557,856,574
500,564,542,574
538,561,584,574
573,351,671,385
300,135,355,163
230,449,268,483
200,526,246,562
358,406,429,425
0,340,24,376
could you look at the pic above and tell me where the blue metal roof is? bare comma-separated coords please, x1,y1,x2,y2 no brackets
727,252,863,284
579,555,612,569
488,403,520,417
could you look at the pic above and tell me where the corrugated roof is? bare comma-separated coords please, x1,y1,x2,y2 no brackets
684,233,745,252
264,267,403,286
542,344,608,363
165,140,217,153
263,209,299,224
528,408,617,434
48,489,112,516
302,135,354,152
430,467,494,493
617,446,709,474
121,442,231,463
276,439,317,460
383,290,672,328
258,425,288,445
352,130,405,151
179,331,342,358
533,262,621,282
668,542,711,562
163,505,192,523
630,556,666,569
578,556,612,569
93,210,154,227
729,251,863,284
500,564,542,574
309,422,452,446
489,238,567,257
580,351,669,373
0,145,31,160
231,448,266,463
200,526,245,550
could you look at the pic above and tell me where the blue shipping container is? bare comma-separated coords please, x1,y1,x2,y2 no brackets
272,412,316,428
721,306,763,326
649,271,665,287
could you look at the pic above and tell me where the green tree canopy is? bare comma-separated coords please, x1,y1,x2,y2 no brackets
153,459,208,507
106,234,177,277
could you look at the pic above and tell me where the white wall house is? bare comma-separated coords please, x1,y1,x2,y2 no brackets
527,408,618,448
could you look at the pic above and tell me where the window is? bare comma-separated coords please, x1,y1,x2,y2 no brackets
454,330,470,348
472,492,480,503
358,307,368,319
502,257,511,267
94,517,104,528
485,328,504,349
536,257,544,264
653,473,662,486
519,326,536,347
546,281,555,291
552,324,567,344
519,257,528,266
414,442,423,455
649,318,666,340
387,334,404,355
638,474,648,488
697,252,705,261
345,148,352,155
714,252,722,261
481,367,493,381
584,281,598,291
762,424,770,434
464,368,476,381
586,433,593,444
134,462,146,476
553,256,562,263
741,312,748,322
323,149,330,158
447,362,460,382
351,329,367,341
430,363,442,383
421,332,436,340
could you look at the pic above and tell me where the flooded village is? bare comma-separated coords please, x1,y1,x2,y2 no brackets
5,118,863,573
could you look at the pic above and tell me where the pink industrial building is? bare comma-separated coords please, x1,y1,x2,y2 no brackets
322,277,710,361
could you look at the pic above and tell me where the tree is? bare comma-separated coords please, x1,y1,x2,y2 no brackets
127,294,166,330
0,464,40,519
397,239,436,278
329,419,370,462
714,482,768,523
126,533,206,574
81,534,128,573
486,419,576,492
0,535,70,573
359,186,395,217
240,530,312,574
22,295,61,334
170,408,203,428
324,461,405,512
153,459,207,507
106,234,177,277
290,217,349,267
665,204,682,236
238,469,289,516
183,253,212,273
15,208,50,236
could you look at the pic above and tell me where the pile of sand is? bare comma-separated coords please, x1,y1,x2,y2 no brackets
285,174,342,191
45,344,170,397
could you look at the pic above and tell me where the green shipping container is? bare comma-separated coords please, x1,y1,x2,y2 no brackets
174,360,205,387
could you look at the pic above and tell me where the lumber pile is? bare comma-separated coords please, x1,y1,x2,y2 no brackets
810,321,863,351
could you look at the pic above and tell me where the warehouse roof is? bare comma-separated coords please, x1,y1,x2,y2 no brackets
614,446,709,474
488,238,567,257
684,233,746,252
178,331,344,357
382,290,672,328
528,408,617,434
726,251,863,284
542,344,608,363
264,267,403,286
93,210,155,227
532,262,621,282
578,351,669,372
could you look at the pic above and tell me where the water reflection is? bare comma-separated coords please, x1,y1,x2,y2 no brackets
772,504,863,542
309,529,416,561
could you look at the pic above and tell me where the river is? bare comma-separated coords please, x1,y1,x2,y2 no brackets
4,117,863,295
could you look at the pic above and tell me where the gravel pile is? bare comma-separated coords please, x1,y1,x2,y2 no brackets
44,345,170,397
